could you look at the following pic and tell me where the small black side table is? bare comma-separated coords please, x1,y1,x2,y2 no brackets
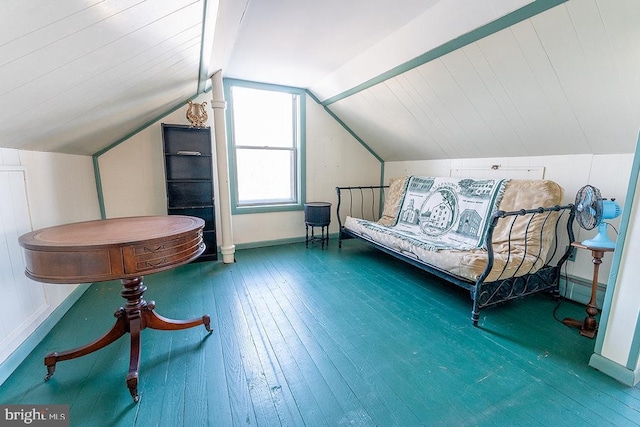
304,202,331,249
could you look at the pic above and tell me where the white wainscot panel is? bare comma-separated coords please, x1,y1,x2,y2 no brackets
0,169,48,364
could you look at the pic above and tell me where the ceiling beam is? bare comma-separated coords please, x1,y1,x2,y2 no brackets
320,0,568,107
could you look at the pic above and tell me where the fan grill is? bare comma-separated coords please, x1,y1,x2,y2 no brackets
575,184,601,230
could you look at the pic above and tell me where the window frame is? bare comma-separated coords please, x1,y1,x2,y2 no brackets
224,79,306,214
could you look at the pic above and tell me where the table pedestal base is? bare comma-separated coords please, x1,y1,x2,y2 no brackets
43,276,211,402
561,317,597,339
561,244,611,340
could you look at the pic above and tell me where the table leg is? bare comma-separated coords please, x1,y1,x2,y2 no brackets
326,225,329,248
305,223,330,249
44,308,127,381
127,317,142,402
143,302,211,332
562,248,605,339
43,276,211,403
324,225,329,248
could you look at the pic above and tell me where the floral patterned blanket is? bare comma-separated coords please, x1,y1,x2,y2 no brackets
356,176,507,251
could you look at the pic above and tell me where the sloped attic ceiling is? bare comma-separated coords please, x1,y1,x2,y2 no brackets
220,0,640,160
323,0,640,161
0,0,216,155
0,0,638,159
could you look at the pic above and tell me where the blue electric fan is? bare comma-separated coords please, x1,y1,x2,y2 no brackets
575,184,621,249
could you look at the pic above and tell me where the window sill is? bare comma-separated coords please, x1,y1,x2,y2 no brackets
232,203,305,215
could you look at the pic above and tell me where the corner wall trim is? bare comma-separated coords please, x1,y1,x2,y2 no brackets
306,90,383,165
589,352,640,387
306,89,385,196
91,92,209,219
92,155,106,219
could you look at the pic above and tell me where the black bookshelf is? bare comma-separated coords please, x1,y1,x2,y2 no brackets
161,123,218,261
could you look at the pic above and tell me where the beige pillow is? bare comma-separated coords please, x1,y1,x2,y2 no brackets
490,179,564,260
377,176,409,226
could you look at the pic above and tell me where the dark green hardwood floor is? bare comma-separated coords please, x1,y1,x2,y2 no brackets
1,240,639,426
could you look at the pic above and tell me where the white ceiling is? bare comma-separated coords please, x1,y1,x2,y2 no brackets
0,0,209,155
222,0,443,90
329,0,640,160
1,0,638,159
218,0,532,100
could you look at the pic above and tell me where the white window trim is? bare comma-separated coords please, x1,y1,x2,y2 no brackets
224,78,306,214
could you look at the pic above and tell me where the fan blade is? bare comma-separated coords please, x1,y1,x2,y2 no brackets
574,184,603,230
584,187,593,205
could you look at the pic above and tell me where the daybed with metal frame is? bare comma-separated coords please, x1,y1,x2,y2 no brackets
336,177,575,325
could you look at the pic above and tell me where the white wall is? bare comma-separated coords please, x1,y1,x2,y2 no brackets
18,151,102,229
0,148,100,382
98,93,382,246
99,93,216,219
384,152,634,287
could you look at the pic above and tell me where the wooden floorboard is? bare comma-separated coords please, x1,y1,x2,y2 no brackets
1,240,639,426
256,253,420,426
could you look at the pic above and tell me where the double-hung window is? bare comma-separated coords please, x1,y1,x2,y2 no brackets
225,79,305,213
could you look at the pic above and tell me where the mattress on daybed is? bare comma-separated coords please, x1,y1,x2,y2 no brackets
343,178,564,283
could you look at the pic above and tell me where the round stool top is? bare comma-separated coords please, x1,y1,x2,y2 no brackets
305,202,331,207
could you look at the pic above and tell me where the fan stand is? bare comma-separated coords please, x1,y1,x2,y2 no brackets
562,242,614,338
582,222,617,249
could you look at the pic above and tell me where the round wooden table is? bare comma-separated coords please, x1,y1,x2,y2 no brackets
19,215,211,402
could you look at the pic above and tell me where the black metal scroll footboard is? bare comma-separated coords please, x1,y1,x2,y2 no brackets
471,205,575,325
336,185,575,325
